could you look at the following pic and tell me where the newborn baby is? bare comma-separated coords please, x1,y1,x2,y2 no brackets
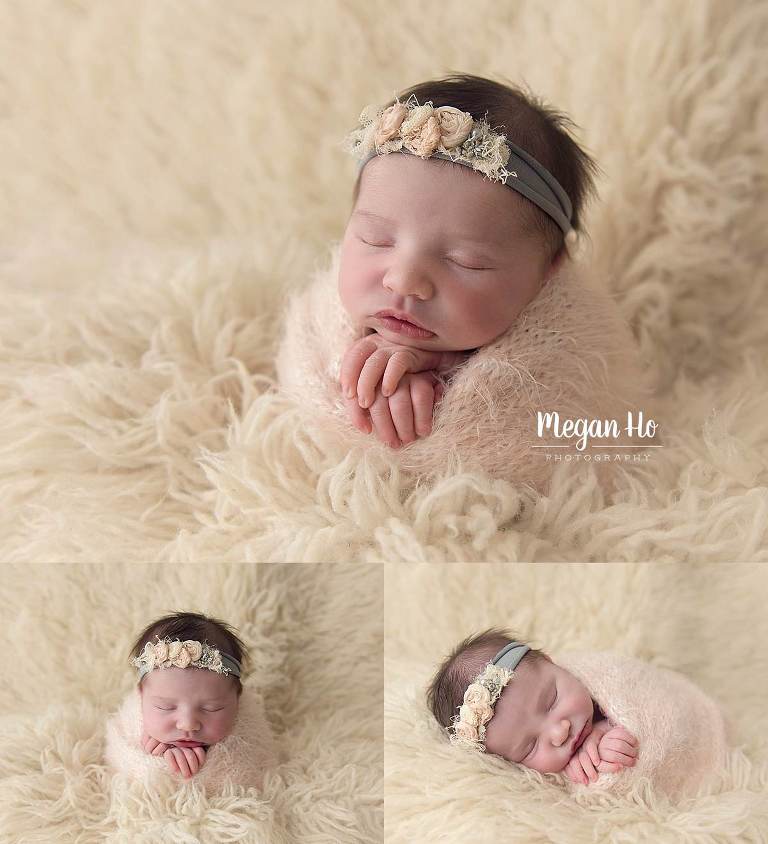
106,611,277,790
278,73,650,490
428,629,637,786
428,629,727,798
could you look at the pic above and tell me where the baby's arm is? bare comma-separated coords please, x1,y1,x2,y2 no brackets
340,333,467,410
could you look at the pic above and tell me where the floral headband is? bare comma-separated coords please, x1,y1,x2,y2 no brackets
449,641,531,751
133,637,242,680
343,94,577,247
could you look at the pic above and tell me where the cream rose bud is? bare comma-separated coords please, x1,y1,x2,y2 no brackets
175,647,191,668
185,641,203,662
374,103,408,147
463,683,492,708
154,640,169,663
454,721,479,743
459,704,480,727
141,643,156,669
435,106,473,149
476,704,494,726
168,641,182,661
404,115,442,158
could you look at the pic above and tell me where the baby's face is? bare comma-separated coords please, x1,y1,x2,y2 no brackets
140,667,239,748
483,656,594,774
338,153,561,352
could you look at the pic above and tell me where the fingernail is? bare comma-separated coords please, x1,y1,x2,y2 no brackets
360,398,369,409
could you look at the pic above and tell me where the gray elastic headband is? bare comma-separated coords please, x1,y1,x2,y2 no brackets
359,142,573,236
491,641,531,671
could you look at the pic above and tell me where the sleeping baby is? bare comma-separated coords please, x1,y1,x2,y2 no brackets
277,73,651,490
105,611,277,791
427,629,727,798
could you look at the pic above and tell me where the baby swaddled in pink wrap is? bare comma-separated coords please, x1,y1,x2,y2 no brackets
105,612,277,793
428,629,728,800
278,74,653,491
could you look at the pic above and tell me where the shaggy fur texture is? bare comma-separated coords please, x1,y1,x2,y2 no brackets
1,1,766,562
0,563,383,843
277,245,651,492
385,563,768,842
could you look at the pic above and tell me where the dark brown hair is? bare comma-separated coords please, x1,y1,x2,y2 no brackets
130,611,247,695
426,627,548,728
351,73,600,263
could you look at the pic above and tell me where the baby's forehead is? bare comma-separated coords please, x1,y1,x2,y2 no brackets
142,667,234,697
498,657,556,711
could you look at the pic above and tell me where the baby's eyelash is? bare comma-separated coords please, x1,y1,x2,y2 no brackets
448,258,490,271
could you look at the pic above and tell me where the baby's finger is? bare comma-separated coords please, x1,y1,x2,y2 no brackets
193,746,206,767
164,749,180,775
600,748,637,766
381,350,416,397
603,737,639,757
410,377,436,437
585,739,600,768
358,349,392,409
340,337,378,399
608,728,638,746
368,393,401,449
596,760,622,774
578,749,598,783
344,394,372,434
178,748,196,778
388,382,417,446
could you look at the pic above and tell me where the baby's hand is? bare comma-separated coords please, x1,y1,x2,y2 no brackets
163,745,207,779
340,333,464,410
344,371,444,448
141,731,172,757
563,721,636,786
597,726,639,770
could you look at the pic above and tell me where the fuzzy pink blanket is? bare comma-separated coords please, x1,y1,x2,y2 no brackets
105,688,278,792
277,244,651,491
557,652,728,799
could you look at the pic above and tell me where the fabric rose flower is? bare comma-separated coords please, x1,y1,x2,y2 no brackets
184,640,203,662
374,103,408,147
435,106,473,150
463,683,492,708
174,646,192,669
475,704,494,726
167,641,182,661
459,704,480,727
153,640,169,663
403,114,443,158
454,721,479,743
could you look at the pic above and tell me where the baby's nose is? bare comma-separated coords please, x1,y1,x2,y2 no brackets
383,267,434,300
550,719,571,747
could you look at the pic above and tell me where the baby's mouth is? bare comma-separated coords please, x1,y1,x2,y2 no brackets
373,310,435,339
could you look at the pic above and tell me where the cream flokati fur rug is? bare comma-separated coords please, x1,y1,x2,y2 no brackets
2,1,767,562
0,563,383,843
385,563,768,842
